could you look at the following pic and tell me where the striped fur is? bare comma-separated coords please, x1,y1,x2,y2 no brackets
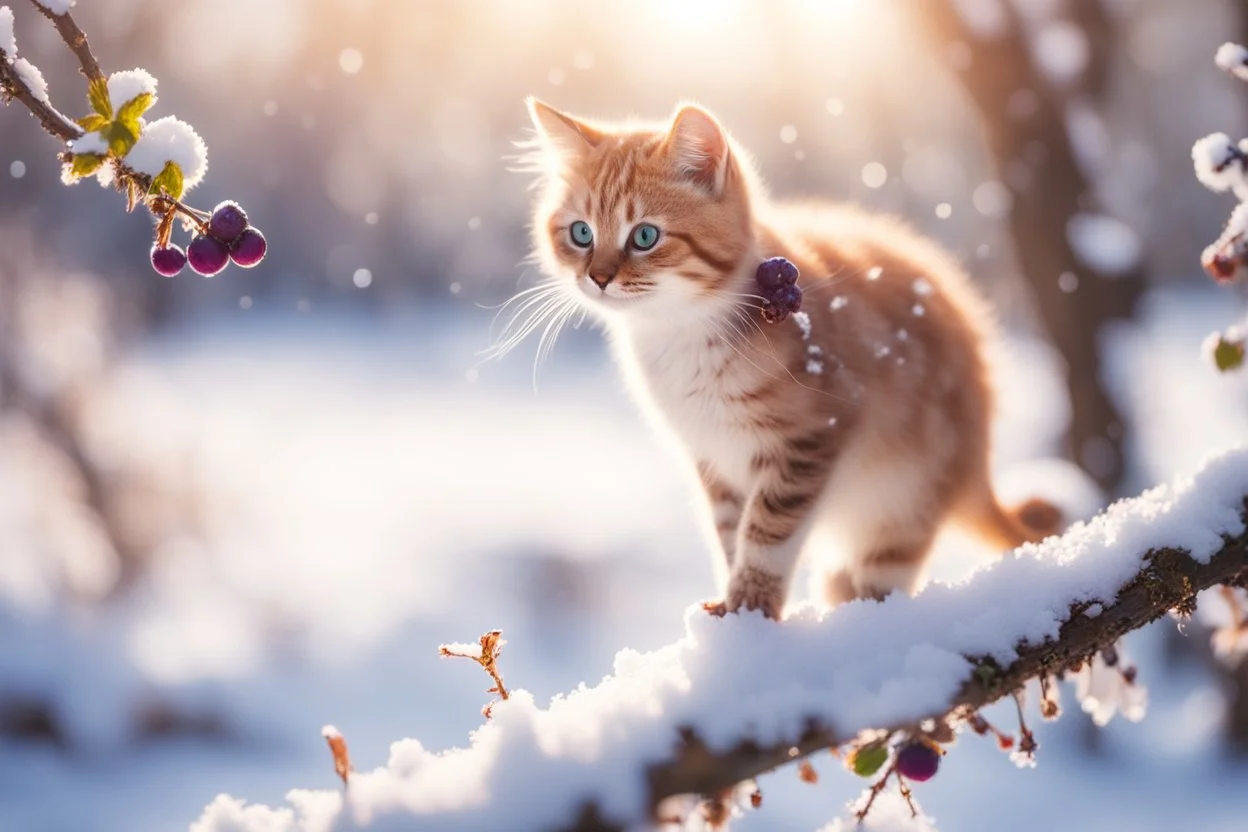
524,100,1060,619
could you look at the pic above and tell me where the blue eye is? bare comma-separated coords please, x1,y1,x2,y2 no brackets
631,223,660,251
569,221,593,248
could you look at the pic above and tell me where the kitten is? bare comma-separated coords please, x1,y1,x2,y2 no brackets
520,99,1060,619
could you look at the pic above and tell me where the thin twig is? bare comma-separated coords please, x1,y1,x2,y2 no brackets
0,59,82,142
27,0,103,82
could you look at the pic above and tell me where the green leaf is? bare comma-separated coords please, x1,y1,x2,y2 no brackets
76,114,108,132
70,153,105,179
105,119,139,157
1213,337,1246,372
115,92,153,134
87,78,112,119
846,741,890,778
148,161,184,201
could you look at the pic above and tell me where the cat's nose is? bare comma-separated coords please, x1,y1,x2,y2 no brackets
588,271,615,290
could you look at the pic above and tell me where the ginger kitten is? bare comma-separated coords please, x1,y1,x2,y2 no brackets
520,99,1059,619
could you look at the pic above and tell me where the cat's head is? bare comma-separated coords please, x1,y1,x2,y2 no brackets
524,100,756,321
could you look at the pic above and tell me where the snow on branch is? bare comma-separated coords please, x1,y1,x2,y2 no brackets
192,448,1248,832
1191,43,1248,372
0,1,266,277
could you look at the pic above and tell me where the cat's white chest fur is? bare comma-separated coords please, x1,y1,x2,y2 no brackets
612,322,761,490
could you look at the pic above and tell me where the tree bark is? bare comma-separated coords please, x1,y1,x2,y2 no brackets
916,0,1145,492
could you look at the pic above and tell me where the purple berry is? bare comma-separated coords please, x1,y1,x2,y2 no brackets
230,227,267,268
150,244,187,278
756,256,800,292
187,234,231,277
895,741,941,782
761,284,803,323
208,201,249,244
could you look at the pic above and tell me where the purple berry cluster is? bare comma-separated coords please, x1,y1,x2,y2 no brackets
756,256,802,323
150,201,267,278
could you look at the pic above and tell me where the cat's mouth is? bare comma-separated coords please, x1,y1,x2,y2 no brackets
577,276,647,306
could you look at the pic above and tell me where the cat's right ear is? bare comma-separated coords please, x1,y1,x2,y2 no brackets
664,105,730,196
526,98,604,156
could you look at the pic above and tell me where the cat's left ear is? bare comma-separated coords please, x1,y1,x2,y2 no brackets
527,98,605,155
664,105,730,196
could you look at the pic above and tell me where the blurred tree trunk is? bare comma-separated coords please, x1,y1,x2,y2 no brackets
917,0,1144,493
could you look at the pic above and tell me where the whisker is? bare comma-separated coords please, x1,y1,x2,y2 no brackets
483,295,566,360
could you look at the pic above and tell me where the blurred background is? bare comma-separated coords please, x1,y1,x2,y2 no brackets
1,0,1248,829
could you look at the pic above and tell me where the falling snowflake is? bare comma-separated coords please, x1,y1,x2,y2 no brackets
830,296,849,311
913,277,934,296
793,311,812,340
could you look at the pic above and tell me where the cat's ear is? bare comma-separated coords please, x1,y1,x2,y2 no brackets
526,98,604,155
664,105,730,195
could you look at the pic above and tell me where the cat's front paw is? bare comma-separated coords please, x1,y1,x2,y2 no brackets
705,566,786,620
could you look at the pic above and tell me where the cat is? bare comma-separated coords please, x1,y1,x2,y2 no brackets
518,98,1060,619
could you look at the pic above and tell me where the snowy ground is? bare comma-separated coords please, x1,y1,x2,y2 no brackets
0,283,1245,831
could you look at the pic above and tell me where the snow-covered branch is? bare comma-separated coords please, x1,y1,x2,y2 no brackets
1190,42,1248,372
0,2,267,277
193,448,1248,832
0,7,81,142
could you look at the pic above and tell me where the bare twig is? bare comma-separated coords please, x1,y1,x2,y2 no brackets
27,1,103,82
440,630,511,717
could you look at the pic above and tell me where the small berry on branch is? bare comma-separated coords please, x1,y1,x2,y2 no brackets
894,739,941,782
187,234,230,278
150,243,186,278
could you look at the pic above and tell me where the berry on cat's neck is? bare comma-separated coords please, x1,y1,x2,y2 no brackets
756,256,802,323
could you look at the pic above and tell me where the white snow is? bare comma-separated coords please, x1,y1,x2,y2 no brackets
1066,213,1142,276
438,641,483,659
106,68,157,110
820,791,939,832
0,6,16,58
912,304,926,317
12,58,48,104
321,724,343,739
805,359,824,375
68,131,109,156
1191,133,1247,198
189,446,1248,831
32,0,75,14
792,311,811,341
866,266,883,281
1215,42,1248,82
830,296,848,311
912,277,934,297
126,116,207,190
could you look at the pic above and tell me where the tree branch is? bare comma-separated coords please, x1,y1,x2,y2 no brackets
914,0,1144,491
28,0,103,82
188,453,1248,832
0,57,82,142
642,520,1248,814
